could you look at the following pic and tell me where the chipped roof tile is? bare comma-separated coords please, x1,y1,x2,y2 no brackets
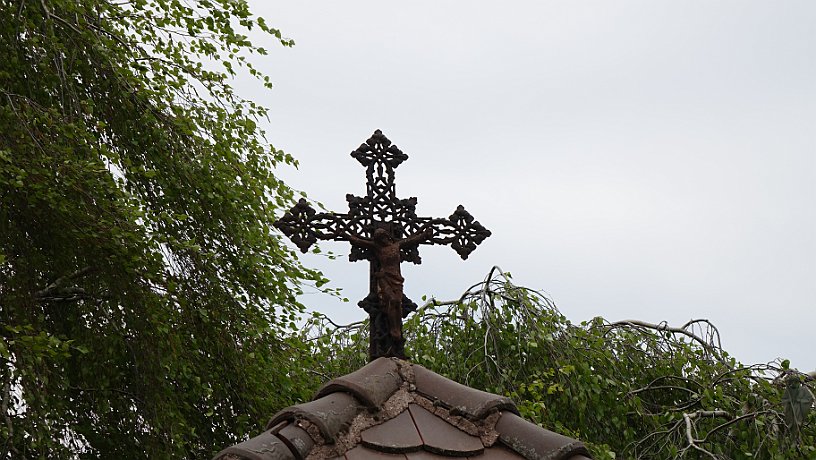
495,413,591,460
317,358,403,409
214,429,297,460
276,423,316,460
361,410,423,453
408,404,484,457
267,392,363,442
412,365,517,419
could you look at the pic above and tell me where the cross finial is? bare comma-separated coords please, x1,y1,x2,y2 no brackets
275,130,491,359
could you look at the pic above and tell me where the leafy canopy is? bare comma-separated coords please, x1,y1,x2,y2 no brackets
0,0,322,457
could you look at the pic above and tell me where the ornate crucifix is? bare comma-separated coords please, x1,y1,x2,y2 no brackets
275,130,491,360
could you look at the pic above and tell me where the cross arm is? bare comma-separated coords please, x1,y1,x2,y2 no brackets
434,205,492,259
393,205,490,262
405,206,491,260
274,198,349,253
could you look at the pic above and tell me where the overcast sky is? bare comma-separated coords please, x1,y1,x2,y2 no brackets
240,1,815,371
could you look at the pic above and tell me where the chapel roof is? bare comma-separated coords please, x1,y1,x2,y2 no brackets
213,358,592,460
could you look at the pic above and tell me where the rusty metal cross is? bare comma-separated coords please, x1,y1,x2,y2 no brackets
275,130,491,359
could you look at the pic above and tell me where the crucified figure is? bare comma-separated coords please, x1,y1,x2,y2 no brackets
344,227,433,352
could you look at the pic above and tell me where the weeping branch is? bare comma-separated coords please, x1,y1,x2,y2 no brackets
34,266,95,301
605,319,726,364
305,266,816,459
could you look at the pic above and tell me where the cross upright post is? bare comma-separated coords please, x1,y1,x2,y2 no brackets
275,130,491,360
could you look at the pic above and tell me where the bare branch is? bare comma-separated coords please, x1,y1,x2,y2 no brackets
683,411,723,459
34,266,94,299
606,319,727,364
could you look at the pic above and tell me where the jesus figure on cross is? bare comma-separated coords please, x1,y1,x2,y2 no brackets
344,227,433,355
275,131,491,359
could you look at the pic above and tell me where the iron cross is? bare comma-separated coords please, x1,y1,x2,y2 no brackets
275,130,491,359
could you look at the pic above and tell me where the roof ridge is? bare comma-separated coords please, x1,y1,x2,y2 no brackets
213,361,592,460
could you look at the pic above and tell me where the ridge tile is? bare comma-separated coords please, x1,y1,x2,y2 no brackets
495,413,591,460
413,366,517,420
276,423,315,460
212,429,296,460
317,358,403,409
267,392,363,442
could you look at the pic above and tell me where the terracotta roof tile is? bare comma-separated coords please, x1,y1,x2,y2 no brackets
277,424,316,460
214,428,296,460
468,445,523,460
317,358,403,409
345,445,406,460
361,410,423,453
495,413,591,460
412,365,517,419
267,392,363,442
405,450,459,460
408,404,484,457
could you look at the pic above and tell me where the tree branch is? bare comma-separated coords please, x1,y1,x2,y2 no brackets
606,319,727,364
34,266,94,299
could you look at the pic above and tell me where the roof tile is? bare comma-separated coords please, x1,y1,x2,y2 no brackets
409,404,484,457
276,423,315,460
361,410,423,453
413,365,517,419
317,358,403,409
409,449,519,460
345,445,407,460
267,392,363,442
495,413,591,460
213,429,296,460
469,445,524,460
405,450,454,460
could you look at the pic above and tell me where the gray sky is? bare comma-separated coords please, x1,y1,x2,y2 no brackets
242,1,815,371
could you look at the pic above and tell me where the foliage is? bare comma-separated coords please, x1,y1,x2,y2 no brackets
0,0,323,457
301,267,816,459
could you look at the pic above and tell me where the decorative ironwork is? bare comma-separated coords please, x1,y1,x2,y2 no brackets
275,130,491,359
